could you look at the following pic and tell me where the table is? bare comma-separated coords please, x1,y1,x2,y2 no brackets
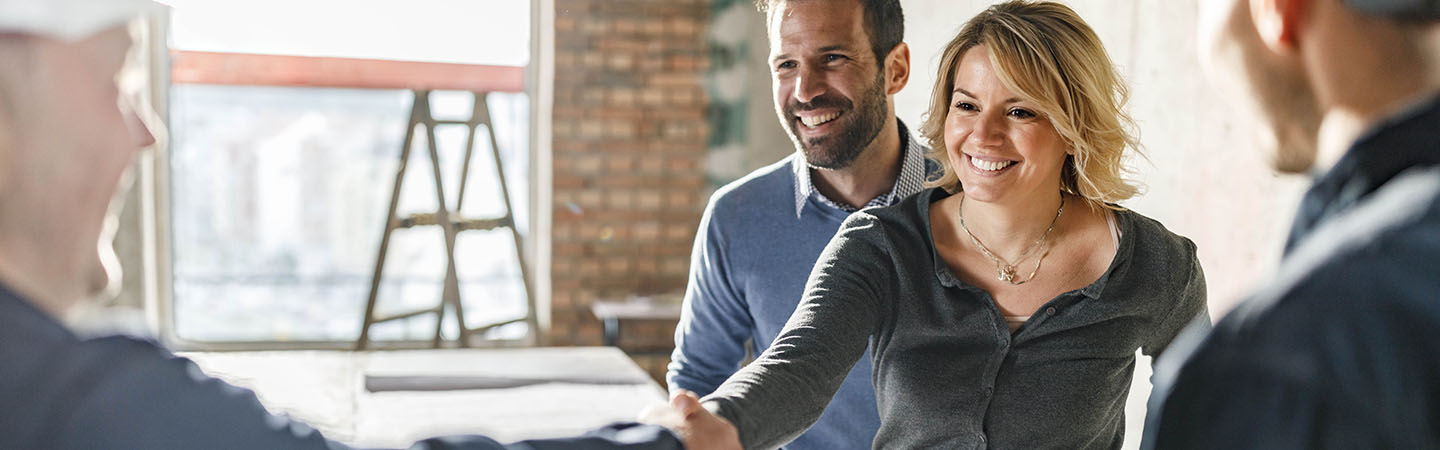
183,347,665,448
590,299,683,348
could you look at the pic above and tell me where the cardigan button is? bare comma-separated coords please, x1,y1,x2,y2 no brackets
1046,306,1057,315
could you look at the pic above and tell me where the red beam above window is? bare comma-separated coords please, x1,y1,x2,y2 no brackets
170,50,526,93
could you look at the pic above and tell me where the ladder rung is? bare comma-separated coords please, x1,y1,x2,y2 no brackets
357,91,535,351
397,213,511,231
466,317,527,333
373,307,442,324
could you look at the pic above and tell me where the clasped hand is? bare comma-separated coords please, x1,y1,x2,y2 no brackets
638,389,742,450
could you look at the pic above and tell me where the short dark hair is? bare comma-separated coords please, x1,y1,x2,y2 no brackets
756,0,905,64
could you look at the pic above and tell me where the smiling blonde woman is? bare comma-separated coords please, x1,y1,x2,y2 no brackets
660,2,1211,449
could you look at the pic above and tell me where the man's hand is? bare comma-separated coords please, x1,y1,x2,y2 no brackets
639,390,741,450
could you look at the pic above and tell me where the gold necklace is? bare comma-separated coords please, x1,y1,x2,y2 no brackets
957,195,1064,285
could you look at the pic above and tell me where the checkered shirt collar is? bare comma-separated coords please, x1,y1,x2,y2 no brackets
793,120,928,218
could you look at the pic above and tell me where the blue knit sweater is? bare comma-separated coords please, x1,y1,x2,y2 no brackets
667,154,883,450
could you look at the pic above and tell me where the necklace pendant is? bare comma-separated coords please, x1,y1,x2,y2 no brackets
997,265,1017,283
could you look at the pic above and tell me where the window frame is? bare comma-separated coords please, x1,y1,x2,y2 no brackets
139,4,553,350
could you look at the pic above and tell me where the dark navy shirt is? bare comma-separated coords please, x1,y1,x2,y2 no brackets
0,283,681,450
1142,94,1440,449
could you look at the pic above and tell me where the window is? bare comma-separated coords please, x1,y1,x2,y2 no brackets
164,0,533,344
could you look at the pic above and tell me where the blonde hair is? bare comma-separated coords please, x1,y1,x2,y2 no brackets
920,0,1141,210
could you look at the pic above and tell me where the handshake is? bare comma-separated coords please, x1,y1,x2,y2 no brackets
638,390,744,450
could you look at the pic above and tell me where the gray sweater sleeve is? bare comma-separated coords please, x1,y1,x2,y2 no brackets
700,214,891,450
1142,238,1211,357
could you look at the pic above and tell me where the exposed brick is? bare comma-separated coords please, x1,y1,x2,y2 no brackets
605,258,633,275
666,190,693,209
662,255,690,276
661,120,698,139
573,154,603,173
606,119,637,139
601,107,645,121
552,0,706,364
639,89,665,106
554,243,586,258
551,291,575,309
668,87,697,107
555,16,578,32
606,190,635,210
596,38,646,53
554,50,578,69
588,175,643,189
633,221,662,241
577,190,603,209
605,155,634,173
576,321,604,346
573,120,600,139
581,89,606,105
552,222,575,241
582,20,611,35
665,156,697,171
553,175,585,189
551,119,575,139
668,17,698,36
636,191,664,211
581,52,604,69
649,72,699,87
606,53,635,71
608,87,637,107
579,259,602,277
614,19,639,34
642,18,666,35
637,58,666,72
668,54,700,71
664,224,693,241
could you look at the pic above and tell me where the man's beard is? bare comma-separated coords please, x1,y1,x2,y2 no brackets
782,72,889,170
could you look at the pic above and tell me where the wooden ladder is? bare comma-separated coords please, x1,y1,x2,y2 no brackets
355,89,537,350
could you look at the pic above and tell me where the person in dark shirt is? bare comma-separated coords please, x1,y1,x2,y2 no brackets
1142,0,1440,448
0,1,730,449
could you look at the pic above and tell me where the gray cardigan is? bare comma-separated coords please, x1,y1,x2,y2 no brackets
702,188,1209,450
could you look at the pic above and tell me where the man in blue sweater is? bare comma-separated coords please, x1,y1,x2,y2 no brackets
0,1,729,448
665,0,929,448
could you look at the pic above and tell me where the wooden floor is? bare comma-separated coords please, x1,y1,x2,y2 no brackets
184,347,667,448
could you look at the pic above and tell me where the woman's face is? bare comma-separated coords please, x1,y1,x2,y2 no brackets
943,45,1068,206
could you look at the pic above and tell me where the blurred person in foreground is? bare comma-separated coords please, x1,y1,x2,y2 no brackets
0,1,733,449
1143,0,1440,448
646,1,1209,448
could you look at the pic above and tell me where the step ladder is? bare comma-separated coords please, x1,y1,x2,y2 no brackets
356,89,537,350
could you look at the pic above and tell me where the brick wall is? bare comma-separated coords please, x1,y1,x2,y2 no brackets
550,0,710,387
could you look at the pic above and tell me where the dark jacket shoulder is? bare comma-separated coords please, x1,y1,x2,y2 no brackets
1222,166,1440,336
